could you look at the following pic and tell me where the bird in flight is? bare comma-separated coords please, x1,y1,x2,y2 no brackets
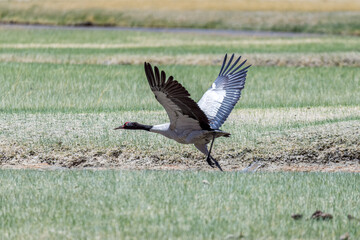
115,54,250,171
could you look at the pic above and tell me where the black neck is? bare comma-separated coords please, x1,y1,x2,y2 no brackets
127,122,153,131
139,123,153,131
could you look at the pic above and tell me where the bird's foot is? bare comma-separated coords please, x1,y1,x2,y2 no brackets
206,156,215,168
210,156,223,172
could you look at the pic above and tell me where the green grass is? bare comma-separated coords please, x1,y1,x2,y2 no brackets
1,170,360,239
1,29,359,53
0,28,359,152
1,29,359,69
0,62,359,112
2,42,359,55
1,13,360,240
0,28,359,155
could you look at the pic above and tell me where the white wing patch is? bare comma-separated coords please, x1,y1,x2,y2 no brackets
197,54,250,129
198,89,226,120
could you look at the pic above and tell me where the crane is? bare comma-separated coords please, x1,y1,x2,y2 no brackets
115,54,250,171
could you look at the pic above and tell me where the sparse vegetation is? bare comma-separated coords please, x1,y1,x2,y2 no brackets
1,108,359,170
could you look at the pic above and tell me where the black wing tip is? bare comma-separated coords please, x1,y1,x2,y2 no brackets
242,64,252,71
145,62,161,72
144,62,156,87
153,65,161,77
219,53,251,77
144,62,154,75
144,62,174,88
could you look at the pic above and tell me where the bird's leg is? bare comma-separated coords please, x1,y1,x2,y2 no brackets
205,134,223,171
205,135,215,166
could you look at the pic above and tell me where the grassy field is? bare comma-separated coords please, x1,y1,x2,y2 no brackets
1,27,359,68
1,28,359,114
0,26,359,168
0,25,360,239
1,170,360,239
1,63,359,112
1,0,360,35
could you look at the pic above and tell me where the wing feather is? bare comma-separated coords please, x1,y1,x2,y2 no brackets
144,62,211,131
198,54,251,129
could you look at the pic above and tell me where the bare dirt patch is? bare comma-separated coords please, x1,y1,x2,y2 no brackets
1,120,359,172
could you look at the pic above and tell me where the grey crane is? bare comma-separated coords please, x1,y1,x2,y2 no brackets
115,54,250,171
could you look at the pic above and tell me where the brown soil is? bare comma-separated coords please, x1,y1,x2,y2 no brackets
1,147,359,172
1,122,359,172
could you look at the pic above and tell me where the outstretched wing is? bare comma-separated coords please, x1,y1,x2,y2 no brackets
198,54,251,130
144,62,211,131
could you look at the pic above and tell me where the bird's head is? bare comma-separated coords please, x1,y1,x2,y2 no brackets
114,122,137,130
114,122,152,131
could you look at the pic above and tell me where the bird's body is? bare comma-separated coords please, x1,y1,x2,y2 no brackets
150,123,229,144
115,54,250,171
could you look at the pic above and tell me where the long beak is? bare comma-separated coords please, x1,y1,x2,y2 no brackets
114,126,124,130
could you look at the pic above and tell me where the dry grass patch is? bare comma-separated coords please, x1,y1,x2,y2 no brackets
227,106,360,128
2,38,359,48
1,107,359,171
1,6,360,35
1,52,359,67
3,0,360,11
